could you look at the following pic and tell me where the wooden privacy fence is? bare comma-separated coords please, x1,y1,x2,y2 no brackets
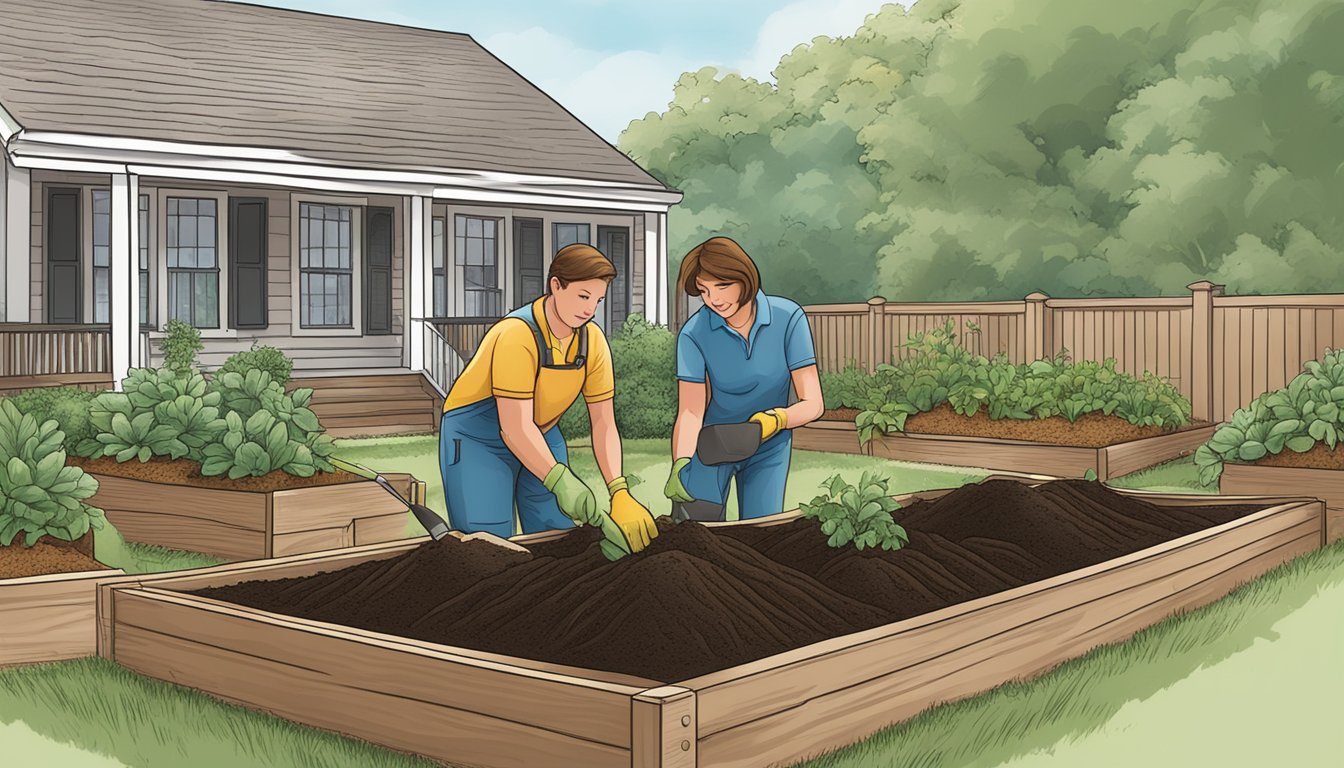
804,282,1344,423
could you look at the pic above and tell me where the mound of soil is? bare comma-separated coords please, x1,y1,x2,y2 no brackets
68,455,362,491
194,480,1265,682
820,403,1210,448
1245,442,1344,470
0,534,109,579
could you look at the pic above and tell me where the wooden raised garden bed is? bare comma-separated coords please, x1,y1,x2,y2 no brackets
796,409,1215,480
1221,463,1344,544
96,479,1323,767
75,460,427,561
1,531,123,666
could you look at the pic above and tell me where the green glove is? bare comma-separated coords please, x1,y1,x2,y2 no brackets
664,457,694,503
543,463,599,526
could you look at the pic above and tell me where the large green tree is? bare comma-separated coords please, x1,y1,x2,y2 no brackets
621,0,1344,303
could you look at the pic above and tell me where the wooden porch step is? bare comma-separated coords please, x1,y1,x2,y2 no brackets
313,399,433,419
306,385,429,403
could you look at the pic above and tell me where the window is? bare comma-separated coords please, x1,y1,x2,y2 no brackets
432,216,446,317
299,203,354,327
138,193,150,326
456,215,501,316
554,223,590,250
91,190,111,323
166,197,220,328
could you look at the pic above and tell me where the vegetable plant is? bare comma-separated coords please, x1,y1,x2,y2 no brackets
799,472,908,551
853,321,1191,446
0,400,105,547
0,386,98,453
1195,349,1344,485
200,409,326,479
76,369,224,462
216,343,294,385
159,318,203,376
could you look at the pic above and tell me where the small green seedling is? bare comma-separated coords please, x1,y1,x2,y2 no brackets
800,471,909,551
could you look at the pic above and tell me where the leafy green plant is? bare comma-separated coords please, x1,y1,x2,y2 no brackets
76,369,223,462
159,319,203,376
1195,349,1344,485
216,343,294,385
799,471,908,551
0,400,105,547
560,314,677,439
820,362,870,410
853,321,1191,446
200,409,326,479
2,386,98,453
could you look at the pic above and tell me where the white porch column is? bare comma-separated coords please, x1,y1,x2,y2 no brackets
110,172,140,388
644,210,668,326
407,194,427,371
3,158,30,322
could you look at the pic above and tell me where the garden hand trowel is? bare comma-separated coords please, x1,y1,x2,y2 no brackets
329,457,451,541
696,421,763,466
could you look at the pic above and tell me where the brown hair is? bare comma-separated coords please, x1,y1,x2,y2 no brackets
678,236,760,300
548,243,616,292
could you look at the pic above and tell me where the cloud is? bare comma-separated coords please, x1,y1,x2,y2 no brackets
734,0,903,80
482,1,907,142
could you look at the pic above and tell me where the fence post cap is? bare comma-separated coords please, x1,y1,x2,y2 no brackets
1186,280,1225,294
866,296,887,306
1024,291,1049,301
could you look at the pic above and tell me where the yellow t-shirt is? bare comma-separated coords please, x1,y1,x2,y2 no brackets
442,297,614,429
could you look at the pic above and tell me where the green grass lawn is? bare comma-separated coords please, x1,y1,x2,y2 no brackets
5,442,1340,767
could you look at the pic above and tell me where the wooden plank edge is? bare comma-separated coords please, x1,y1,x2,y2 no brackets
632,686,697,768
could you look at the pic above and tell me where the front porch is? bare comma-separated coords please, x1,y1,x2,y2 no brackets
0,155,672,435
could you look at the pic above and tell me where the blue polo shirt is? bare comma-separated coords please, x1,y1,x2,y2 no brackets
676,291,817,426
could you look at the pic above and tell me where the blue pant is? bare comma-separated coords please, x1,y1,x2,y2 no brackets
680,430,793,521
439,399,574,537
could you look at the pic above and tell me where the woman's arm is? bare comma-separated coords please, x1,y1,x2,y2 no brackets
781,364,824,428
587,397,622,484
672,380,708,459
496,396,561,480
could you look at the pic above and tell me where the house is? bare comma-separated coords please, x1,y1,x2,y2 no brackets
0,0,681,435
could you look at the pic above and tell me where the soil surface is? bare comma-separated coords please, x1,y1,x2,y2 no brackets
68,455,362,492
193,480,1265,683
0,535,109,579
820,404,1209,448
1246,442,1344,470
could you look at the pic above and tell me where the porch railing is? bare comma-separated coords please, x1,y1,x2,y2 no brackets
430,317,499,363
421,321,465,397
0,323,112,377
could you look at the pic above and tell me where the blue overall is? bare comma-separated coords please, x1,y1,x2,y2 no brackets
438,305,577,538
675,290,818,519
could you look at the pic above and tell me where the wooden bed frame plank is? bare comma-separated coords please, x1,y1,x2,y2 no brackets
111,589,638,748
112,624,631,768
1,567,124,666
1222,463,1344,543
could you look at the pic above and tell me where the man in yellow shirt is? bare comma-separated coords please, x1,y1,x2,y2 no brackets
438,243,659,552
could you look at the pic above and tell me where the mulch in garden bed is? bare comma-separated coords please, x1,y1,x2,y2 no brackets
0,534,107,580
191,479,1265,683
821,404,1210,448
67,455,363,492
1241,442,1344,470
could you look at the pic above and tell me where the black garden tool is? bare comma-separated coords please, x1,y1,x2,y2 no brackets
329,457,452,541
670,498,727,524
696,421,764,466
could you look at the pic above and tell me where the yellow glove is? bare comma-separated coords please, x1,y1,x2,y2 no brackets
749,409,788,442
607,476,659,552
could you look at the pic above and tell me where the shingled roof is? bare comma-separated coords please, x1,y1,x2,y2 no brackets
0,0,669,189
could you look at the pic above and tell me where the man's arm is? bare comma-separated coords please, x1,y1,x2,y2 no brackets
497,396,560,481
587,397,622,484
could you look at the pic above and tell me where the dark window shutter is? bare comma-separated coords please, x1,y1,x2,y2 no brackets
46,187,81,324
365,206,393,335
229,197,268,329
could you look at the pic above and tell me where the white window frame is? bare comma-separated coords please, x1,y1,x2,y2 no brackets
155,188,231,337
435,204,511,318
290,192,366,337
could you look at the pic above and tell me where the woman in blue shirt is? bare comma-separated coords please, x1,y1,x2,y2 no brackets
664,236,825,519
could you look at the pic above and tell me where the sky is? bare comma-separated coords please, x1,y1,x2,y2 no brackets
240,0,908,143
